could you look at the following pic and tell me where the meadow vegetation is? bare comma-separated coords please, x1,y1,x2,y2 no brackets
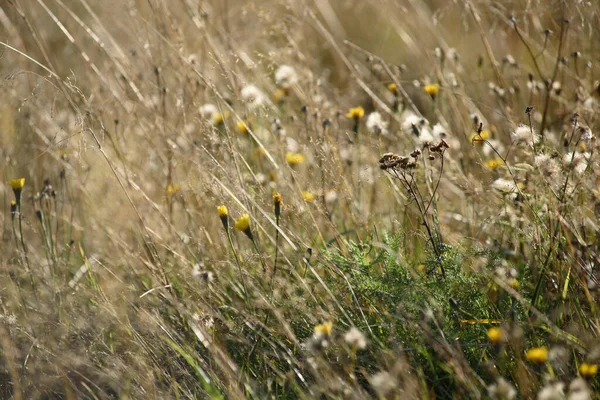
0,0,599,398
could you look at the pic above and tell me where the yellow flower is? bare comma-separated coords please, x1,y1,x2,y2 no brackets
301,191,315,202
213,111,229,126
236,119,250,134
579,362,598,378
424,83,440,98
234,214,250,232
273,88,288,102
166,184,181,196
273,192,282,218
346,106,365,120
487,327,506,344
526,347,549,364
8,178,25,190
314,321,333,337
286,152,305,166
507,278,520,290
484,158,504,169
217,205,229,229
217,205,228,218
469,130,491,145
387,82,398,95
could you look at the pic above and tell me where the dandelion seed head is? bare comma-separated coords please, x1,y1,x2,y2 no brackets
344,327,367,349
275,65,298,88
366,111,388,135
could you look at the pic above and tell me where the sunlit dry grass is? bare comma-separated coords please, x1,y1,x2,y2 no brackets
0,0,599,398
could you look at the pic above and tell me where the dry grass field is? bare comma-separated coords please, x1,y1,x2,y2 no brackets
0,0,599,398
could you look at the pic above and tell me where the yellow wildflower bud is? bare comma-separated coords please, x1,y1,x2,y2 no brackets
424,83,440,98
487,327,506,345
217,205,228,230
236,119,250,134
484,158,504,170
469,130,491,145
314,321,333,337
346,106,365,120
8,178,25,204
579,363,598,378
235,214,253,239
301,191,315,202
286,152,305,166
273,192,282,218
387,82,398,95
526,347,549,364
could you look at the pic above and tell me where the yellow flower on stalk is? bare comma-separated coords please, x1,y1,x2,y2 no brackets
469,129,491,145
273,192,282,218
236,119,250,134
525,347,549,364
387,83,398,95
314,321,333,337
487,327,506,345
8,178,25,190
286,152,305,166
579,362,598,378
234,213,253,237
346,106,365,120
217,205,229,229
424,83,440,98
8,178,25,204
301,191,315,202
213,111,229,126
484,158,504,170
507,278,520,290
166,184,181,196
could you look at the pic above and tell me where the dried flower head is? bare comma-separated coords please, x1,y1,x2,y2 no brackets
511,124,540,147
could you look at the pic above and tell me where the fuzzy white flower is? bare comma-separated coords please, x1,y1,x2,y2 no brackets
324,190,338,205
275,65,298,88
369,371,397,396
492,178,518,194
511,124,540,147
579,126,593,141
417,126,435,146
487,377,517,400
344,327,367,349
199,104,219,123
537,381,565,400
401,110,428,134
535,154,560,178
563,152,590,174
241,85,266,109
568,378,591,400
366,112,388,135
